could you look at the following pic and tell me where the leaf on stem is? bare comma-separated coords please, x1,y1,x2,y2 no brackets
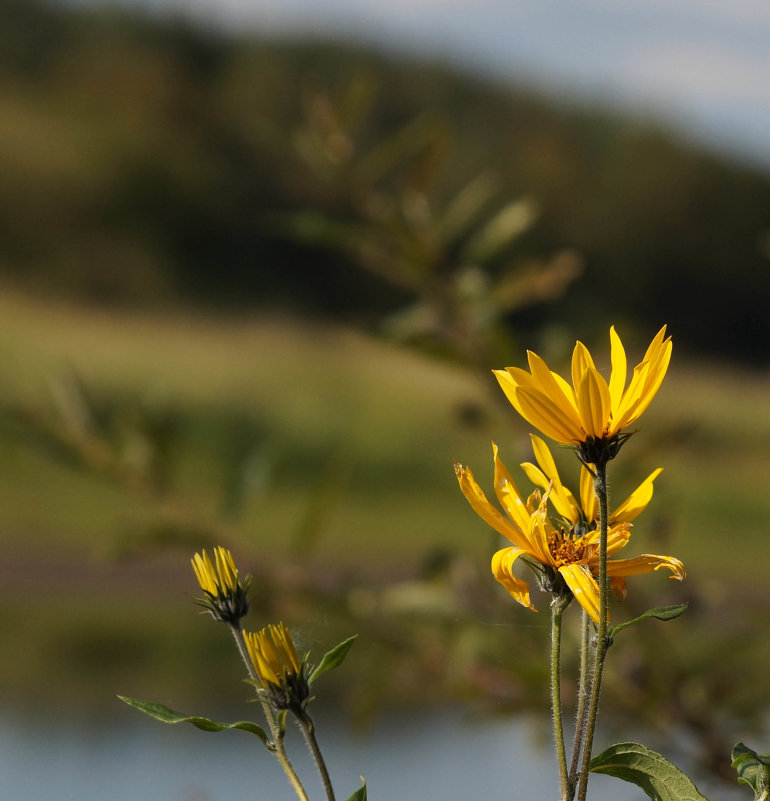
607,603,688,639
344,779,367,801
308,635,358,685
732,742,770,799
589,741,710,801
118,696,268,744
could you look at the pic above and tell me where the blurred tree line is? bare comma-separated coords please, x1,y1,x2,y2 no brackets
2,0,770,362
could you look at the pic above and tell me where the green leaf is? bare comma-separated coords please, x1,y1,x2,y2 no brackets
732,742,770,798
344,779,367,801
118,696,268,744
607,603,688,639
590,742,710,801
308,635,358,685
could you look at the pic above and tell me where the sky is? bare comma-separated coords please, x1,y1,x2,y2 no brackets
108,0,770,169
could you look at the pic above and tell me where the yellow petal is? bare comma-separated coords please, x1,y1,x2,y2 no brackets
571,340,596,391
454,460,530,548
527,351,583,428
514,386,585,444
520,460,549,491
611,360,651,434
579,464,597,523
493,368,531,416
559,563,601,624
606,553,685,581
576,367,611,438
627,336,672,425
492,443,532,533
491,547,536,611
611,468,663,524
608,326,627,412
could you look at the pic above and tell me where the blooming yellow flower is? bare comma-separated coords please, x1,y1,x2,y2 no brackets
494,326,672,459
454,439,684,623
191,546,251,624
244,622,309,711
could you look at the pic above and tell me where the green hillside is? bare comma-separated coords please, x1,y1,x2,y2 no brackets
0,0,768,362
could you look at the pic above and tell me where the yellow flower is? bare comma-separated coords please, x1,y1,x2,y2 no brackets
191,546,251,624
454,440,684,623
494,325,672,459
244,623,309,711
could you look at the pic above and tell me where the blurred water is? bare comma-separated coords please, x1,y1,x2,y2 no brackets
0,707,642,801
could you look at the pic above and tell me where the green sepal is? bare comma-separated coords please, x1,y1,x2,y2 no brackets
732,742,770,799
118,696,268,744
607,603,688,639
589,741,710,801
308,635,358,685
344,779,367,801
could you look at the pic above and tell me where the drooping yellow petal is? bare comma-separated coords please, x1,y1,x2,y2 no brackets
525,435,581,523
558,563,601,623
514,386,585,445
455,461,529,548
608,326,627,412
606,553,685,580
576,367,612,439
491,547,535,611
611,468,663,524
492,442,532,532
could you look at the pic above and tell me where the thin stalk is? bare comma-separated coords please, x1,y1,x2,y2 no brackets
576,460,610,801
568,609,591,788
295,709,337,801
230,626,311,801
551,595,571,801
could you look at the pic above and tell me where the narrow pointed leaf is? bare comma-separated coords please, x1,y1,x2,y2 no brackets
118,696,268,744
732,742,770,797
344,779,367,801
590,742,710,801
308,635,358,685
608,603,688,639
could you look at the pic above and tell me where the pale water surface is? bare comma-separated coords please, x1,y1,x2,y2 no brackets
0,707,644,801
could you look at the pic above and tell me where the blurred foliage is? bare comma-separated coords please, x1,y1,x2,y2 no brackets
0,0,768,362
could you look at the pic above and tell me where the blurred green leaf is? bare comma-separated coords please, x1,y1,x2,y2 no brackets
590,742,710,801
308,635,358,685
732,742,770,799
460,197,538,265
118,696,268,744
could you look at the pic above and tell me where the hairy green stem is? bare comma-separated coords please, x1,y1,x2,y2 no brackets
576,460,610,801
230,626,311,801
568,609,591,790
551,595,571,801
296,709,337,801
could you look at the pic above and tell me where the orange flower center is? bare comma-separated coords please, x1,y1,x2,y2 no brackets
548,530,588,567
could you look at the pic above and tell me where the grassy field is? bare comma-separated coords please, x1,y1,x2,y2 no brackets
0,286,768,740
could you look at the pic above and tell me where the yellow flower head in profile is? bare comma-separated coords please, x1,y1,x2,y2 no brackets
191,546,251,624
454,437,685,623
494,325,672,463
244,622,309,712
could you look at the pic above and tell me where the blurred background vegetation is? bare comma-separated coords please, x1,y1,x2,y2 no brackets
1,0,769,792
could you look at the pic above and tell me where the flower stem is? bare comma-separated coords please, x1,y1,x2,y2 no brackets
295,709,337,801
551,595,571,801
576,459,610,801
568,609,590,790
230,626,311,801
